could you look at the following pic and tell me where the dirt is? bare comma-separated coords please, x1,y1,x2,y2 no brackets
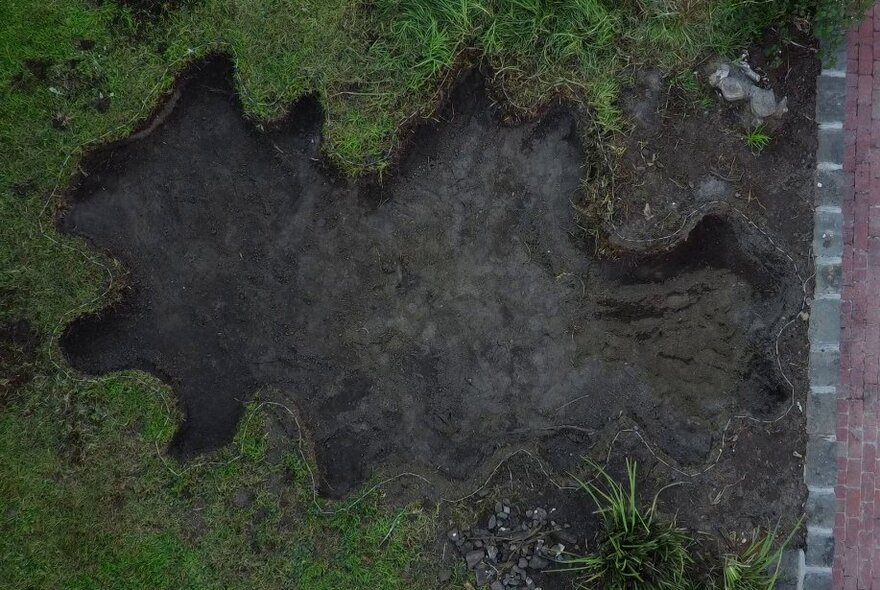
0,320,38,405
594,38,819,257
59,49,815,558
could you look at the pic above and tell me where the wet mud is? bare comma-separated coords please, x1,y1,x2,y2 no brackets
60,58,804,501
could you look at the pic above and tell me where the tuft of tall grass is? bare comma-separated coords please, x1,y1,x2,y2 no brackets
744,126,772,154
563,459,801,590
566,460,692,590
721,524,800,590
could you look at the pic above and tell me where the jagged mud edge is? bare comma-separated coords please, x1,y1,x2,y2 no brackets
52,54,804,507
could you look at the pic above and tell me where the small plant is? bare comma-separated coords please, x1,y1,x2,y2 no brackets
674,70,702,98
673,70,716,111
565,460,692,590
721,524,799,590
744,126,772,153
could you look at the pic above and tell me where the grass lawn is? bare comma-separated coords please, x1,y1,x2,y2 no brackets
0,0,868,588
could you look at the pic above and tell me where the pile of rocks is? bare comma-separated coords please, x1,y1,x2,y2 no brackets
707,53,788,124
447,501,581,590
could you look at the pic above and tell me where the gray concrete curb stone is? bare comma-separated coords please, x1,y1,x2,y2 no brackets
797,38,849,590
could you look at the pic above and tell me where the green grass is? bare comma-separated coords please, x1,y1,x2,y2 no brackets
0,0,867,588
721,525,801,590
564,461,798,590
744,125,773,154
1,377,436,589
673,70,716,111
566,460,693,590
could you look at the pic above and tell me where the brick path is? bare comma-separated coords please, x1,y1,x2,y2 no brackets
835,6,880,588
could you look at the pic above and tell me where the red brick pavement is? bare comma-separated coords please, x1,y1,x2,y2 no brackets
836,6,880,589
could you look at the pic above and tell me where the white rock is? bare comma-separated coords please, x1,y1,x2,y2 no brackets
719,76,749,101
709,63,731,87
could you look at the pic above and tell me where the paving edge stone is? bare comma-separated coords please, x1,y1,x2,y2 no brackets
796,38,849,590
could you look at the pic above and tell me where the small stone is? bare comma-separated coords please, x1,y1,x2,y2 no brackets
486,545,498,561
709,63,730,86
529,556,550,570
491,582,505,590
488,515,497,529
735,59,762,83
749,86,785,118
447,529,460,542
503,505,511,514
525,509,533,518
495,502,503,514
551,529,577,546
466,549,485,569
475,565,494,586
518,557,528,569
719,76,749,101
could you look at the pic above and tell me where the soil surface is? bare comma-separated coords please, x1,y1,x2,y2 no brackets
60,52,814,552
596,39,819,255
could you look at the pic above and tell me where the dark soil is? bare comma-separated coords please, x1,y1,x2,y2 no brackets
596,38,819,256
0,319,38,404
59,50,814,557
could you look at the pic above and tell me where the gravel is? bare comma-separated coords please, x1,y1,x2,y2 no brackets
446,501,578,589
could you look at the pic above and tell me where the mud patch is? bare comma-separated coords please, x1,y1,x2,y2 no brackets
60,58,803,503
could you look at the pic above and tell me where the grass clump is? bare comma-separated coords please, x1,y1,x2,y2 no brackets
721,527,799,590
567,460,692,590
744,126,772,153
565,460,797,590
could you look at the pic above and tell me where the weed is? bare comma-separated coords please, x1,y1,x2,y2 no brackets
674,70,702,97
566,460,692,590
562,461,801,590
813,0,873,56
721,525,800,590
744,126,772,153
699,96,716,111
674,70,716,111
